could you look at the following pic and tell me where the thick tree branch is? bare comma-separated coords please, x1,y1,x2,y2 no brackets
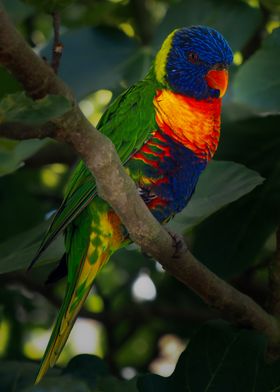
0,5,280,348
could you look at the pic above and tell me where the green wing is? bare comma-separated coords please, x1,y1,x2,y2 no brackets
30,69,158,267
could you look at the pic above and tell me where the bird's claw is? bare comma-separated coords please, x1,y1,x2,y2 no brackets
167,229,188,259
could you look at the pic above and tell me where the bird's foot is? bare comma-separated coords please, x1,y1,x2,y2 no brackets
167,229,188,259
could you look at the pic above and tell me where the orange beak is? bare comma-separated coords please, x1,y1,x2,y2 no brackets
205,69,229,98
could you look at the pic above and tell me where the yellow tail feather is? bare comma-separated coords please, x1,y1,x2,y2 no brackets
35,254,108,384
35,209,125,384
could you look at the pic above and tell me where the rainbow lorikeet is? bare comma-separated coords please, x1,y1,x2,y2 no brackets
31,25,233,383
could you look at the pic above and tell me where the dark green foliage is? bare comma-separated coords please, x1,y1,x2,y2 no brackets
22,0,76,13
2,322,280,391
193,116,280,277
41,27,151,99
171,160,264,232
233,28,280,112
154,0,262,52
0,92,71,125
0,67,22,100
0,0,280,391
0,139,48,176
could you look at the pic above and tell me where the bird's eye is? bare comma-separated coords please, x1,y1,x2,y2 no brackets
188,52,199,64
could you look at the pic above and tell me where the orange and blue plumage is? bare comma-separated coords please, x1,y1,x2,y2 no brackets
31,25,233,383
126,26,233,222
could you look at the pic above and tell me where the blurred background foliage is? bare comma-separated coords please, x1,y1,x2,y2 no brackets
0,0,280,390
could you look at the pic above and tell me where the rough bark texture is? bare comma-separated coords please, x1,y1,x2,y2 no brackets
0,5,280,348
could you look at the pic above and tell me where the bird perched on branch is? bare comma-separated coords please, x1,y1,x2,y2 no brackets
30,25,233,383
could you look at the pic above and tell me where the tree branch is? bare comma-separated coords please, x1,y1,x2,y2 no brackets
0,121,55,140
0,5,280,349
51,11,63,74
130,0,154,45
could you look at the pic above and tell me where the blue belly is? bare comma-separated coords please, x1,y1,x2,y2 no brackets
152,136,206,222
128,131,207,223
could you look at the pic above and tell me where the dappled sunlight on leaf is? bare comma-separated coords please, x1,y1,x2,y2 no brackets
121,366,137,380
40,163,67,189
119,22,135,38
266,19,280,33
150,334,186,377
233,51,243,65
132,272,157,302
24,328,50,359
68,319,104,358
85,290,104,313
0,320,9,355
79,89,113,126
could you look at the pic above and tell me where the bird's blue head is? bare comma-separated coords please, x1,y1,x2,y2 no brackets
155,26,233,100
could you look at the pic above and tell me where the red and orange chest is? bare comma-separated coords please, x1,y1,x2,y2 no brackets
153,89,222,160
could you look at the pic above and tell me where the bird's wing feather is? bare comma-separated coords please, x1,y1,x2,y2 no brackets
30,71,158,267
34,211,92,383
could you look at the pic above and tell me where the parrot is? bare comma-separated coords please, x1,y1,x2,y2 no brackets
30,25,233,383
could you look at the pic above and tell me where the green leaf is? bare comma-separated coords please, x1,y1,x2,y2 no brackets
0,355,138,392
1,327,280,391
155,0,261,52
233,28,280,113
62,354,109,388
170,160,264,233
25,378,91,392
193,115,280,277
97,376,138,392
137,374,172,392
2,0,34,23
63,355,137,392
0,138,48,176
170,321,266,392
0,67,22,100
260,0,280,13
0,222,64,274
257,357,280,392
139,321,273,392
0,360,60,392
41,27,146,100
0,92,71,125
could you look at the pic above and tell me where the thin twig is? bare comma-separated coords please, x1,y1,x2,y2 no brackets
51,12,63,74
130,0,154,45
241,4,270,61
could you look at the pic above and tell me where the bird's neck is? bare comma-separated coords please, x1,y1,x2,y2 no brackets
153,89,222,160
